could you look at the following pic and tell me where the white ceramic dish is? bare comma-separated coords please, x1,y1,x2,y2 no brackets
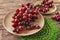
34,1,57,14
3,11,44,36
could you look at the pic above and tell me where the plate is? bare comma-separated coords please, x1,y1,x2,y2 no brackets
34,1,57,14
42,5,57,14
3,11,44,36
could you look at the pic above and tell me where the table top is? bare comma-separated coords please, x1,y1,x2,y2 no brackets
0,0,60,40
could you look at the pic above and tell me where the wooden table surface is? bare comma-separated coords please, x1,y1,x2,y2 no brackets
0,0,60,40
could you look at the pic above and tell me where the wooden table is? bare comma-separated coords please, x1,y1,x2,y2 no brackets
0,0,60,40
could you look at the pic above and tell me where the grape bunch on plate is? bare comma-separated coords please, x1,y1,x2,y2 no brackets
12,3,40,33
34,0,54,13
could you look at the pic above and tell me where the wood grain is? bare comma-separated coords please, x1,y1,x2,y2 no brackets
53,0,60,2
0,30,2,40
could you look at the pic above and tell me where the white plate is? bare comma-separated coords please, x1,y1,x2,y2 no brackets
3,11,44,36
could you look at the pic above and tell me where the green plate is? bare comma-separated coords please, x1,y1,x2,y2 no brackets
18,18,59,40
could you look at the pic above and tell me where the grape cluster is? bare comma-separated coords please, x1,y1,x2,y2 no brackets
52,11,60,22
12,3,40,33
35,0,54,13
